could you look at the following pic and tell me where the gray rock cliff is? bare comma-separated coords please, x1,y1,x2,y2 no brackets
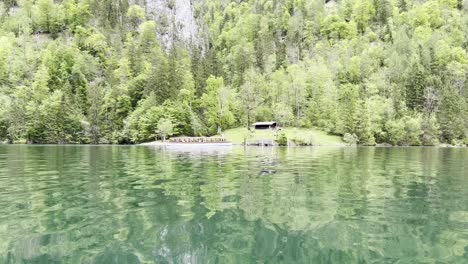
129,0,206,50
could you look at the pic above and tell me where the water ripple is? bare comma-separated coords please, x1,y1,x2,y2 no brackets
0,146,466,263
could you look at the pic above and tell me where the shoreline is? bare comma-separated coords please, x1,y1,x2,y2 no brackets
138,143,468,148
0,142,466,148
140,142,234,147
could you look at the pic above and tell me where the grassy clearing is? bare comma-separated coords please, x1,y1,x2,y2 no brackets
220,127,344,145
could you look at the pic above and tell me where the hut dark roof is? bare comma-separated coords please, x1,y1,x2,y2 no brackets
253,122,277,126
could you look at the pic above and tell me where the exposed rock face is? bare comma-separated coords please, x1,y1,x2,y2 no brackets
129,0,205,50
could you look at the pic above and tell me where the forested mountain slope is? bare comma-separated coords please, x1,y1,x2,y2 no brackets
0,0,467,145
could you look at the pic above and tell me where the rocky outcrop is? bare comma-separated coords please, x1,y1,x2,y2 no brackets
129,0,206,50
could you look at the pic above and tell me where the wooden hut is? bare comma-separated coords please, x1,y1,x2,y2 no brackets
253,122,278,130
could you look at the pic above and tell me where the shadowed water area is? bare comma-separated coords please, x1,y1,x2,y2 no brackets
0,146,467,263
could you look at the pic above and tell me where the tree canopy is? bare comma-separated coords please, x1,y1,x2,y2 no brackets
0,0,466,145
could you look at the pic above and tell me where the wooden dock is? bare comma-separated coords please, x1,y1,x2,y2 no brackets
169,137,229,144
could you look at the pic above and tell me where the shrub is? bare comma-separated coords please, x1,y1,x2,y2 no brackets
451,139,465,147
402,116,423,146
277,132,288,146
291,138,308,146
290,134,316,146
343,133,358,145
385,119,404,145
421,115,440,146
157,118,174,142
385,116,423,146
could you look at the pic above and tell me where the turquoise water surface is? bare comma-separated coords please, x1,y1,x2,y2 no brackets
0,146,467,263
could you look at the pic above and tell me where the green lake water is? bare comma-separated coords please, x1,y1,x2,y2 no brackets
0,146,467,263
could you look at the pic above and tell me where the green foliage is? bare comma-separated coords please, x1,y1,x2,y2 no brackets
239,69,268,128
385,115,424,146
421,115,440,145
201,76,235,134
0,95,9,141
157,118,174,141
320,15,357,40
34,90,84,144
0,0,466,145
64,0,91,31
276,132,288,146
127,5,145,30
356,101,376,145
36,0,65,35
343,133,359,145
352,0,375,33
126,97,164,143
337,84,359,135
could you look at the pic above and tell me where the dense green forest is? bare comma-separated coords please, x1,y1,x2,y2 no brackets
0,0,467,145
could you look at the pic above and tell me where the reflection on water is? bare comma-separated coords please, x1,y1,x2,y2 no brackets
0,146,467,263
